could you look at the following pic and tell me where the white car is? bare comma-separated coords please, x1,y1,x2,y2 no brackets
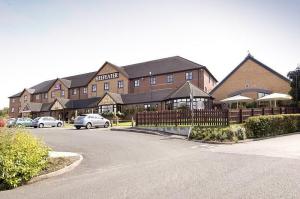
74,114,110,129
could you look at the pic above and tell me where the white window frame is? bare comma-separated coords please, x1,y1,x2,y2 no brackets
11,107,15,113
83,87,88,94
72,89,77,95
150,76,156,85
61,90,65,97
104,82,109,91
134,79,140,87
92,84,97,92
36,94,40,100
117,80,124,88
186,72,193,80
167,74,173,83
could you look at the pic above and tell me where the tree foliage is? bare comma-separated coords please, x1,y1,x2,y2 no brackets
287,67,300,106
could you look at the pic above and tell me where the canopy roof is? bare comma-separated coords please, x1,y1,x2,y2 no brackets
220,95,252,103
257,93,292,101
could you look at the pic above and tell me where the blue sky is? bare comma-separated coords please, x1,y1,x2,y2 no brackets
0,0,300,108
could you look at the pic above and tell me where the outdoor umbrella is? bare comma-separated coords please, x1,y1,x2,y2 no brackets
257,93,292,107
220,95,252,109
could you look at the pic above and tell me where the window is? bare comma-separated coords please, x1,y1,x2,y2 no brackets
83,87,88,94
186,72,193,80
11,107,14,113
72,89,77,95
12,98,15,103
117,80,124,88
150,76,156,85
134,79,140,87
51,91,55,98
92,84,97,92
167,74,173,83
61,90,65,97
44,93,48,99
104,82,109,91
36,94,40,100
144,104,151,110
24,95,28,102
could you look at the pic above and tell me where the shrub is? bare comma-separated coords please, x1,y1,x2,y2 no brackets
245,114,300,138
190,124,246,142
0,128,50,189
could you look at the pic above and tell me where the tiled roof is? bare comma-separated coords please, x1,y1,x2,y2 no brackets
121,89,174,104
122,56,217,81
167,81,211,99
62,72,96,88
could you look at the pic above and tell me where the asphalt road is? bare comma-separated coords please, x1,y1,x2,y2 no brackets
1,128,300,199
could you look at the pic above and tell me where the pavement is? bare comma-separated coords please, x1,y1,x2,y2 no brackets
1,128,300,199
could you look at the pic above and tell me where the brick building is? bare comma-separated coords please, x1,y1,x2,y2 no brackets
8,56,217,120
210,54,291,105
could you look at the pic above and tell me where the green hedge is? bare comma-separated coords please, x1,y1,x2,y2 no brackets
0,128,50,189
245,114,300,138
190,125,246,142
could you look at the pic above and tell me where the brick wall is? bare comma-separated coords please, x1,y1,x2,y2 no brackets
211,59,291,101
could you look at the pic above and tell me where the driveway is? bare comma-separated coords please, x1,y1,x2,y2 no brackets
1,128,300,199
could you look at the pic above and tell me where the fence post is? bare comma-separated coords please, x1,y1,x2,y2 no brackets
271,107,274,115
239,109,243,123
226,109,229,126
262,108,265,115
251,108,254,116
279,107,282,114
136,113,139,126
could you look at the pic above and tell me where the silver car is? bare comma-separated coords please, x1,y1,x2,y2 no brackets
32,117,63,128
74,114,110,129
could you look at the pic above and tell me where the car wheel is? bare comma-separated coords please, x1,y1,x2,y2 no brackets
104,122,110,128
34,126,37,128
57,122,62,127
39,123,44,128
86,123,92,129
75,126,81,130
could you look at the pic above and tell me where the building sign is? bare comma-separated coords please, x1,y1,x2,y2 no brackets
95,72,119,81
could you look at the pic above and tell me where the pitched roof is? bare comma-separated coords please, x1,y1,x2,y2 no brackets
121,88,174,104
30,79,57,94
106,92,124,104
62,71,96,88
210,54,290,94
9,92,22,98
122,56,217,81
166,81,211,99
66,97,101,109
24,102,43,112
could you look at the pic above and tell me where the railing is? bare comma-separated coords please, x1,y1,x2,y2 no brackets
136,109,229,127
135,107,300,126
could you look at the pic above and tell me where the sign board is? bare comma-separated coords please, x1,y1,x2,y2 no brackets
96,72,119,81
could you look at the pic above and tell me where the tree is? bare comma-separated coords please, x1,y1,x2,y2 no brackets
287,66,300,107
0,107,9,118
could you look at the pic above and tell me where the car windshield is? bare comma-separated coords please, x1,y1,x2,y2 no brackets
77,115,87,119
33,117,40,121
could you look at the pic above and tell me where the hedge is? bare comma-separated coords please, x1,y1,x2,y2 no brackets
190,125,246,142
245,114,300,138
0,128,50,189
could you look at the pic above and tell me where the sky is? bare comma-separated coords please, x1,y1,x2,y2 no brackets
0,0,300,108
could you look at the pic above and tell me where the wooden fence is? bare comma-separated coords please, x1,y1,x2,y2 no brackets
135,107,300,126
229,107,300,123
136,109,229,127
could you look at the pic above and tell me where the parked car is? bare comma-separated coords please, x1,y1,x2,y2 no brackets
7,118,33,128
74,114,110,129
32,117,63,128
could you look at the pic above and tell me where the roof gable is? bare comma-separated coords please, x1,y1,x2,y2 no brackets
210,55,290,94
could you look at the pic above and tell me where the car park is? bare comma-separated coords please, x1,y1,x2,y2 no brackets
32,117,63,128
74,114,110,129
7,118,33,128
